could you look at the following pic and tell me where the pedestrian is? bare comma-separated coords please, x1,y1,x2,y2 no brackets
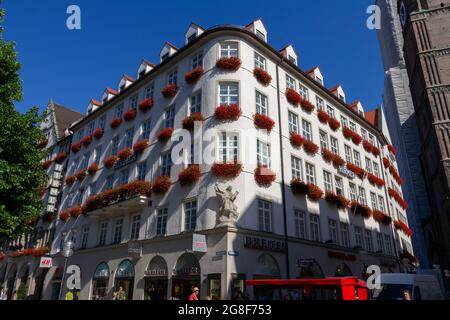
0,287,7,301
188,287,199,300
113,286,127,300
402,290,412,300
233,287,245,300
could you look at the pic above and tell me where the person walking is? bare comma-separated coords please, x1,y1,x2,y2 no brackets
188,287,199,300
0,287,7,301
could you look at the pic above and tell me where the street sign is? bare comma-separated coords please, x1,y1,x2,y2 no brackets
216,251,227,256
192,234,207,253
228,251,239,256
40,257,53,268
128,242,142,258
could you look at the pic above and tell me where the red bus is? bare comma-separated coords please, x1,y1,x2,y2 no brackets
245,277,369,301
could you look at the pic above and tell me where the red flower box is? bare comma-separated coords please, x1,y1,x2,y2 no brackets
75,170,87,181
178,165,201,186
254,166,276,187
373,210,392,226
333,155,346,167
350,201,372,218
42,160,53,170
351,132,362,145
214,104,241,121
363,140,373,152
182,112,205,130
285,88,301,106
68,206,82,219
71,142,82,153
342,127,354,140
300,100,315,113
325,192,350,209
103,155,119,169
54,152,67,164
185,66,204,84
117,148,133,160
328,117,341,131
93,128,104,139
81,135,92,147
253,68,272,85
367,173,385,187
321,149,336,163
161,84,178,98
37,139,48,149
139,98,154,112
211,162,242,178
388,144,397,155
371,146,380,156
317,110,330,123
88,163,99,176
383,157,390,168
156,128,174,143
32,247,49,257
307,184,323,202
133,140,150,153
65,175,76,185
110,117,123,129
303,140,319,155
346,163,366,179
394,220,413,236
290,132,304,149
399,250,417,263
216,57,241,71
59,211,70,221
253,113,275,132
388,188,408,210
124,109,137,121
291,179,309,195
153,176,172,194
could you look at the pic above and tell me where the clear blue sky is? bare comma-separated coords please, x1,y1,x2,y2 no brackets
3,0,383,115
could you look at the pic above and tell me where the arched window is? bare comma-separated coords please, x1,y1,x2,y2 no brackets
116,260,135,278
94,263,110,279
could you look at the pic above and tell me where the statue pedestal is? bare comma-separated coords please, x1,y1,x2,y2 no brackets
217,220,237,228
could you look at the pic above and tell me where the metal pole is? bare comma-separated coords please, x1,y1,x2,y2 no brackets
58,257,68,300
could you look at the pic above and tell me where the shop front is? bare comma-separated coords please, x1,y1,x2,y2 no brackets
16,264,30,300
171,253,201,300
335,263,353,277
50,266,63,300
92,262,110,300
5,263,17,300
252,253,281,300
114,260,134,300
144,256,168,300
31,266,49,300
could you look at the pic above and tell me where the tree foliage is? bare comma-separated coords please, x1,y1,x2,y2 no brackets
0,3,47,242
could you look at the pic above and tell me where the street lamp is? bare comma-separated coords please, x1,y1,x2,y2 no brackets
58,240,74,300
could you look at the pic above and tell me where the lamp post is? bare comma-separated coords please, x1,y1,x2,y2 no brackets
58,240,74,300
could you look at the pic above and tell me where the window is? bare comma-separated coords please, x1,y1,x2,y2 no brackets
291,156,303,180
219,82,239,105
370,193,378,210
365,158,373,174
323,171,333,192
288,111,299,133
88,182,96,198
294,209,307,239
87,122,95,135
319,130,328,150
105,174,114,191
190,142,199,165
257,140,270,167
344,145,353,163
286,74,296,90
145,84,154,99
125,127,134,149
315,77,323,85
330,136,339,155
335,176,344,196
190,92,202,114
369,134,375,145
364,230,374,252
156,208,168,236
302,119,312,141
354,151,361,167
373,163,380,178
309,214,321,242
220,42,238,58
256,29,266,41
141,118,151,140
82,152,90,169
160,153,172,176
130,215,141,241
349,122,357,132
161,53,169,61
94,145,102,163
354,226,363,248
340,116,348,128
358,187,367,205
111,136,120,155
255,91,268,115
328,219,339,244
340,223,350,247
349,183,357,201
167,69,177,85
137,162,147,181
99,115,106,129
77,129,84,142
130,95,138,110
184,199,197,231
376,233,384,253
258,199,272,232
80,225,89,249
115,104,124,118
98,222,108,246
187,33,197,43
361,128,368,141
378,196,386,212
254,52,266,70
218,132,239,162
164,106,175,128
305,163,316,185
326,105,335,118
119,169,129,185
316,97,324,111
384,235,393,255
113,218,124,244
299,85,309,100
192,52,203,69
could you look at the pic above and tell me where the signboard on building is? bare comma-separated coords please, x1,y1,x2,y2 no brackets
244,236,286,252
328,251,357,261
192,234,207,253
128,242,142,258
114,153,138,170
54,164,63,172
338,166,356,179
40,257,53,268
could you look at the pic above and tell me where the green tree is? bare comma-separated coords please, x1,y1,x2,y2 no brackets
0,2,47,242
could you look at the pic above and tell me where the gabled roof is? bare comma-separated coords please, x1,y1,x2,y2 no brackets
141,59,156,67
52,102,83,139
306,66,320,74
90,99,102,106
122,74,135,82
279,43,295,53
245,17,264,28
329,85,343,93
187,22,204,31
365,109,379,127
163,41,179,51
106,87,118,95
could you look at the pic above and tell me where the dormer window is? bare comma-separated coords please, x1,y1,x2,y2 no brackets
161,53,170,62
256,29,266,41
139,69,146,79
120,84,126,91
184,23,205,45
288,55,297,65
187,33,197,43
316,77,323,86
339,94,345,102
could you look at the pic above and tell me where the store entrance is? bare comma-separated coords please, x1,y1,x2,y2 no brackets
144,278,168,300
172,276,201,300
172,253,201,300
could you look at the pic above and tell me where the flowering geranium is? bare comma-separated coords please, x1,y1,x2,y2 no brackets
388,188,408,210
139,98,154,112
290,179,309,195
328,117,341,131
325,192,350,209
303,140,319,155
342,127,354,140
290,132,304,149
42,160,53,170
133,140,150,153
75,170,87,181
285,88,301,106
54,152,67,163
93,128,104,139
185,66,204,84
399,250,417,263
317,110,330,123
307,184,323,202
59,210,70,221
350,201,372,218
253,68,272,85
124,109,137,121
394,220,413,236
253,113,275,132
211,162,242,178
81,135,92,147
110,117,123,129
153,176,172,194
367,173,385,187
103,155,119,169
182,112,204,130
161,84,178,98
214,104,241,121
216,57,241,71
37,139,48,149
254,166,276,187
351,132,362,145
178,165,201,186
383,157,391,168
373,210,392,226
333,155,346,167
65,175,76,185
388,144,397,155
346,163,366,179
300,100,315,113
71,142,82,153
88,163,99,176
117,148,133,160
321,149,336,163
156,128,174,143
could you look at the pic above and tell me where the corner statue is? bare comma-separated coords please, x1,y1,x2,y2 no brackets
214,183,239,226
